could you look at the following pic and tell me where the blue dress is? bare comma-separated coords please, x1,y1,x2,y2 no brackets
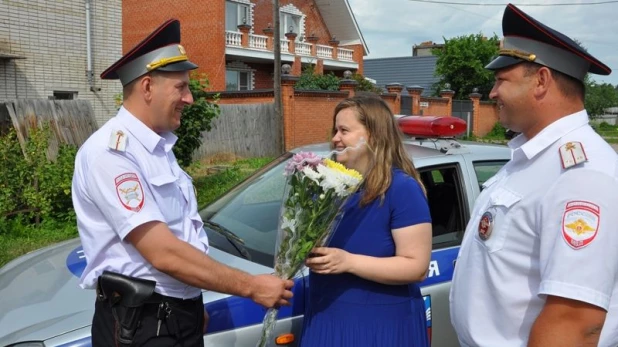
300,169,431,347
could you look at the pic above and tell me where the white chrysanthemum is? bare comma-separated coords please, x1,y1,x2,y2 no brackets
281,216,296,233
302,165,323,184
317,166,348,196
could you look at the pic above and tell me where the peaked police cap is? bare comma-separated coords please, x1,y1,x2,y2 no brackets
486,3,611,81
100,19,198,86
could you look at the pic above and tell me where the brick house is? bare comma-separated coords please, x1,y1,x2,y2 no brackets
123,0,369,92
0,0,123,126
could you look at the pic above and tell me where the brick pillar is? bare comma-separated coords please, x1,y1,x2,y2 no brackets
440,88,455,117
329,38,339,60
339,78,358,97
285,32,297,54
306,34,319,56
263,27,274,50
282,74,299,150
406,85,424,115
237,24,251,48
385,83,404,115
315,60,324,75
469,92,482,136
291,56,302,76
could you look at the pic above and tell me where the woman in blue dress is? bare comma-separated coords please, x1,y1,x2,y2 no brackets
300,96,432,347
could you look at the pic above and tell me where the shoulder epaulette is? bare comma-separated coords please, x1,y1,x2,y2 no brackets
559,141,587,169
108,129,128,152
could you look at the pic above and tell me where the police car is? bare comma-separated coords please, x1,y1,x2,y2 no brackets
0,116,510,347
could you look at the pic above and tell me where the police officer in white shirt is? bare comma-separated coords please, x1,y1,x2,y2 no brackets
72,19,293,347
450,3,618,346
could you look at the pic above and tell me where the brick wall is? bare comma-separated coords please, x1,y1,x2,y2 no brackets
123,0,226,91
0,0,122,125
420,97,450,117
349,44,365,74
477,101,499,136
290,92,347,147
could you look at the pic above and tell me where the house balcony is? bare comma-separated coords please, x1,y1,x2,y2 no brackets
224,29,358,70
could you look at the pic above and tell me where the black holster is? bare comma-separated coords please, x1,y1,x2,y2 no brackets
97,271,156,346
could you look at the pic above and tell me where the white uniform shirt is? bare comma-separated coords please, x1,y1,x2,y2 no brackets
450,110,618,346
72,106,208,299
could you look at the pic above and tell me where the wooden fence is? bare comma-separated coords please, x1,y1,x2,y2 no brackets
0,99,98,159
194,102,281,159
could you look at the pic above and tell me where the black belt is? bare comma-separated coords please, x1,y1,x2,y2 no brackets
147,292,202,305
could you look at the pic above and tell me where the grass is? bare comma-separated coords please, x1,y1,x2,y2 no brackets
0,155,273,268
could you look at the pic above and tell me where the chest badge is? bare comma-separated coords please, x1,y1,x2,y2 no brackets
478,211,494,241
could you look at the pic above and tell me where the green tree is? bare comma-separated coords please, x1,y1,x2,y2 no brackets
585,80,618,117
433,33,500,100
173,73,220,167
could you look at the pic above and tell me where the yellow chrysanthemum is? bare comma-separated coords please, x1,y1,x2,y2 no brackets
324,159,363,181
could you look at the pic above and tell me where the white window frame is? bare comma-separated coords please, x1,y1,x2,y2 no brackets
225,62,254,91
279,4,305,40
225,0,255,33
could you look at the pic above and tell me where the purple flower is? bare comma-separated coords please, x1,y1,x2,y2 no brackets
284,151,323,175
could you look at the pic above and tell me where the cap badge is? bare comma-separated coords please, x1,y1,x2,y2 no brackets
478,211,494,241
500,48,537,62
178,44,186,56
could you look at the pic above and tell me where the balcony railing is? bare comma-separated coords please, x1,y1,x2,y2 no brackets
337,48,354,62
249,34,268,50
225,30,357,64
225,31,242,46
316,44,333,59
295,42,312,56
280,39,289,53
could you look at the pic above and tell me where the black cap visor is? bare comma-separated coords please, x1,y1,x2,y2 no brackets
485,55,526,71
158,60,199,73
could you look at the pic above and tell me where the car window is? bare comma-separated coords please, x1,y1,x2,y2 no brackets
473,160,508,190
420,165,466,249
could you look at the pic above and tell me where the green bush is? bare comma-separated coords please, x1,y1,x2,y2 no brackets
351,73,382,93
598,121,615,130
173,73,221,168
0,125,77,230
485,121,507,139
295,65,340,91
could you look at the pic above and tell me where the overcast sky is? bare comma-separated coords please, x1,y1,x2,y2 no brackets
348,0,618,86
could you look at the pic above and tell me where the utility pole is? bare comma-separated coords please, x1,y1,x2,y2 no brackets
273,0,283,153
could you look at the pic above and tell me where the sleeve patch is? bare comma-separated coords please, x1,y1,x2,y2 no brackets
562,200,599,250
115,173,145,212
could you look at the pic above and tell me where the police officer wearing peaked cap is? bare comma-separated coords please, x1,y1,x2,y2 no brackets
450,3,618,347
72,19,294,347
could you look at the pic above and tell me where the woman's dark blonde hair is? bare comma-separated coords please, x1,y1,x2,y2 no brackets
332,95,426,206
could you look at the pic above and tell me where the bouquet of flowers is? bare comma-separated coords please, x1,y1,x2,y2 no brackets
256,151,363,347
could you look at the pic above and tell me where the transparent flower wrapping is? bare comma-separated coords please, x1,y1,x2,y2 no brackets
256,151,363,347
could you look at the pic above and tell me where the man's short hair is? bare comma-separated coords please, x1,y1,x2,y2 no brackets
522,62,585,101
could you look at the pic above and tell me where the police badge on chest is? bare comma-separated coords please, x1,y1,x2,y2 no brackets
478,211,494,241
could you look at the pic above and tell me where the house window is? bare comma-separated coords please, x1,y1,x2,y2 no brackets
52,91,77,100
280,12,301,37
225,1,250,31
226,70,251,91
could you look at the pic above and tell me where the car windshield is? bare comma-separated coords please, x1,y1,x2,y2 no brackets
200,151,329,267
